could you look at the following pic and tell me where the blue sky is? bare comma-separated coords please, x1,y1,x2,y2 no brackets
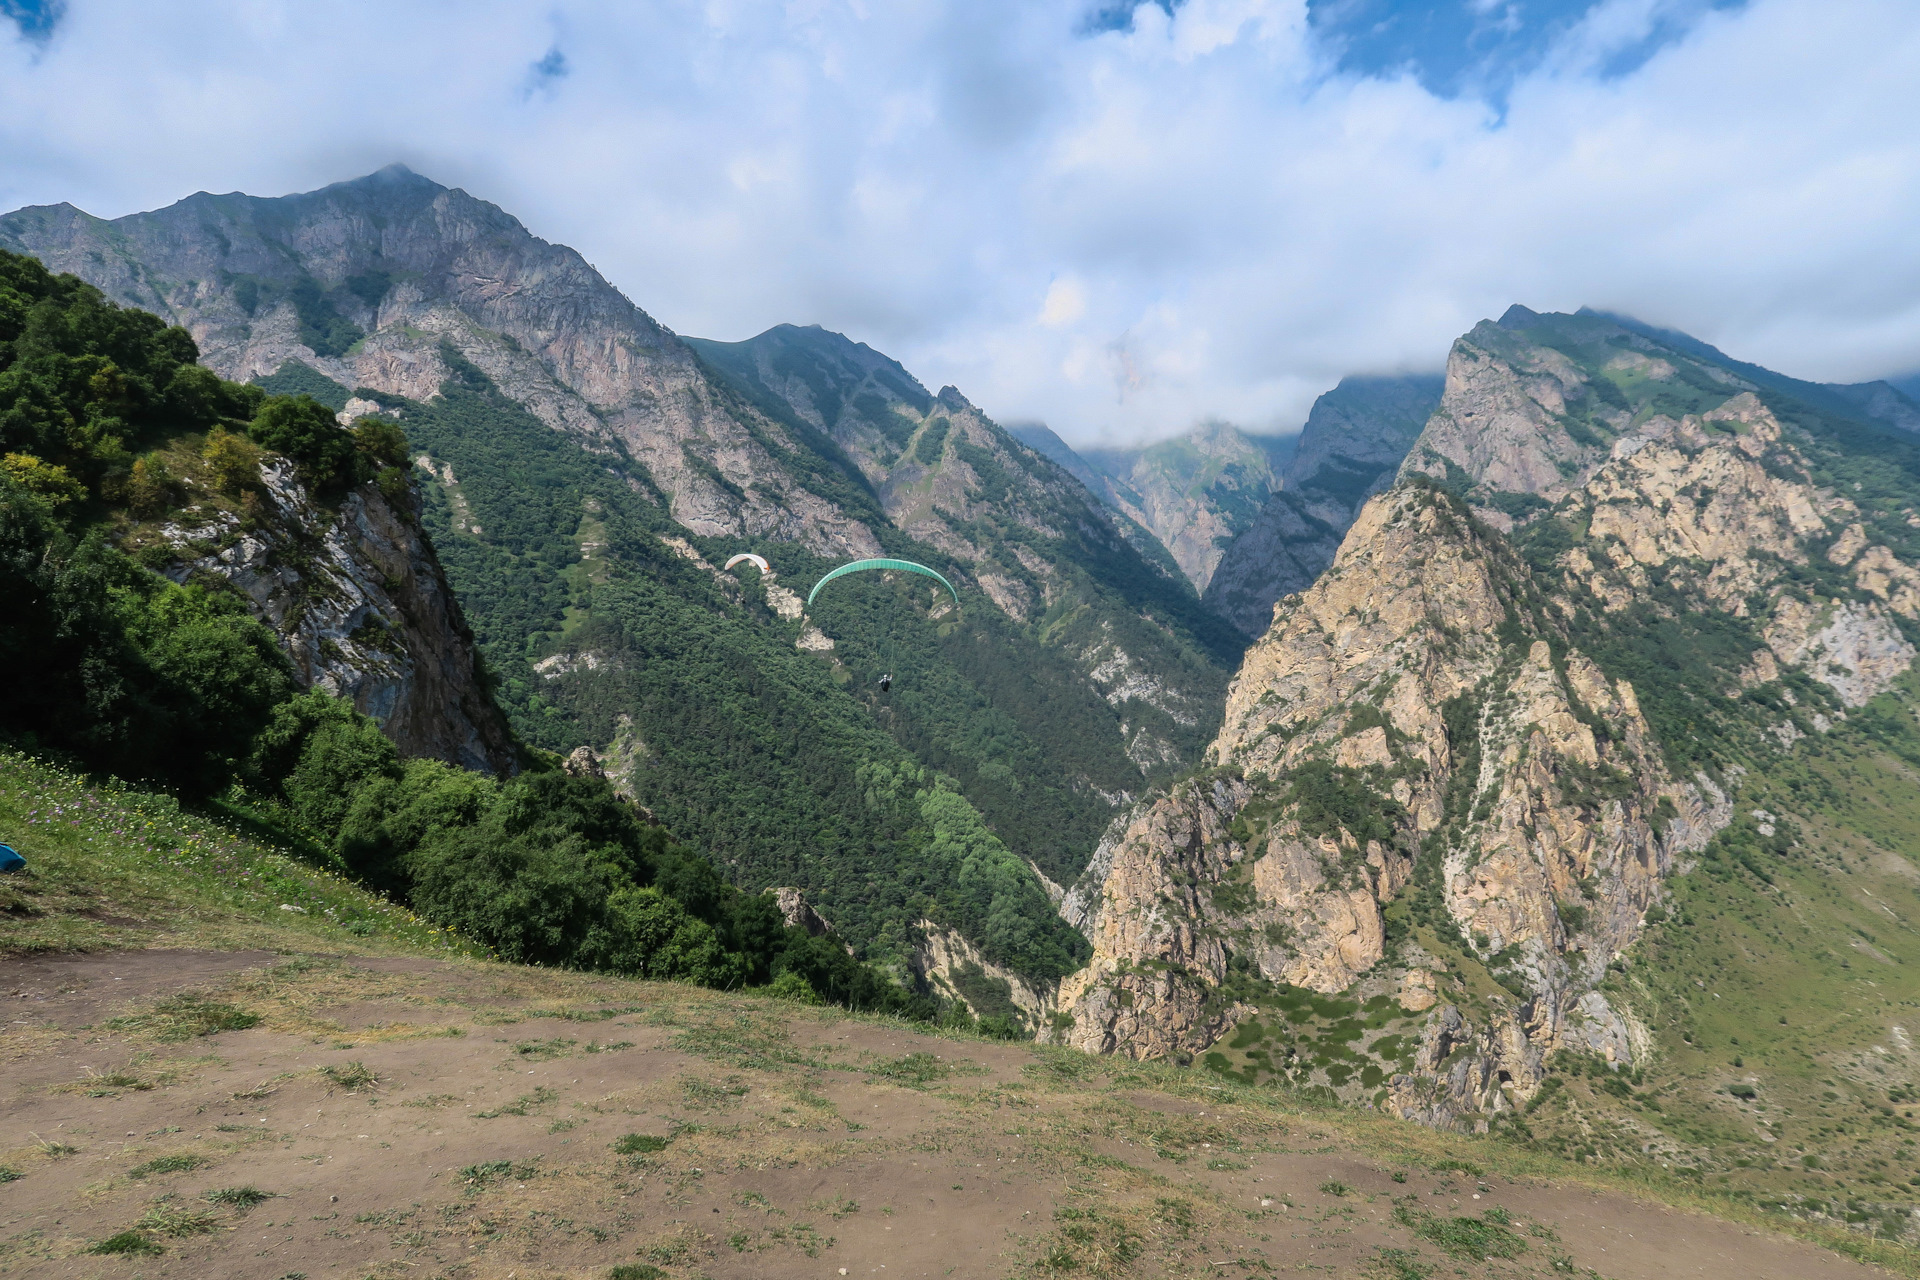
2,0,1914,444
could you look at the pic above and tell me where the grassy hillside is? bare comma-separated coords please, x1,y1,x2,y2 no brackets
1504,670,1920,1234
0,746,475,960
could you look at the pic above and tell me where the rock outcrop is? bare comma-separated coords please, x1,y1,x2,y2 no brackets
1055,422,1287,593
1052,486,1719,1105
911,922,1057,1031
1051,307,1920,1131
161,458,516,775
1206,374,1442,636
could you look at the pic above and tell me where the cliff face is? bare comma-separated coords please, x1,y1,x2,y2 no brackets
0,167,883,559
1054,488,1722,1108
158,458,516,775
1052,310,1920,1131
1205,374,1442,637
1067,423,1288,593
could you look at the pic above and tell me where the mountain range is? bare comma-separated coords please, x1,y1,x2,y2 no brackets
9,167,1920,1239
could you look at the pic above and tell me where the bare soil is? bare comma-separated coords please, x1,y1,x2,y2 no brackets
0,950,1884,1279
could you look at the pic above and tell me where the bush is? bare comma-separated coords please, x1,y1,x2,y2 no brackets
202,428,263,493
0,451,84,506
352,416,408,470
248,689,402,834
0,480,293,794
247,395,354,491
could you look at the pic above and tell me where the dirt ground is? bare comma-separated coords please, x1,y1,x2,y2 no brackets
0,950,1887,1279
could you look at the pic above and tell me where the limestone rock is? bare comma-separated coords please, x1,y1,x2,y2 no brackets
1205,373,1442,637
160,458,515,775
1056,484,1718,1125
912,922,1056,1029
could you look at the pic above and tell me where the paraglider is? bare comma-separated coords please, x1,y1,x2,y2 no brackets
724,553,771,574
804,558,958,695
805,558,959,611
0,844,24,874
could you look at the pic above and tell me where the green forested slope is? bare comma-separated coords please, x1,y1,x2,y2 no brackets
0,248,926,1015
286,350,1090,983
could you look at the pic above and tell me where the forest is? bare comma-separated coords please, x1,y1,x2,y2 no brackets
0,247,932,1020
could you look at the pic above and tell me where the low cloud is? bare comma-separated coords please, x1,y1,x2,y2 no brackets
2,0,1915,444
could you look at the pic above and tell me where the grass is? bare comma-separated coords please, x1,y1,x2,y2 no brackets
137,1201,220,1236
88,1230,165,1255
1494,677,1920,1241
106,992,260,1040
205,1185,274,1208
614,1133,671,1154
0,745,484,959
1393,1205,1529,1261
128,1154,205,1178
460,1159,538,1189
867,1052,950,1088
319,1061,377,1090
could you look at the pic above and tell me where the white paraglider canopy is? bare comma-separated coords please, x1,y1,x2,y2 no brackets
724,553,771,574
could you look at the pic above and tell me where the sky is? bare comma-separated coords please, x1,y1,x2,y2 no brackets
3,0,1918,445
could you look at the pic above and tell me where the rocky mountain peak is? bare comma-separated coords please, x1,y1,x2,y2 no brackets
1203,372,1443,636
0,170,887,558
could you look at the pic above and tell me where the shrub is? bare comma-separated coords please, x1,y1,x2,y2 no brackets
248,395,355,490
351,416,408,471
0,452,85,506
126,456,175,516
248,689,402,834
202,428,264,493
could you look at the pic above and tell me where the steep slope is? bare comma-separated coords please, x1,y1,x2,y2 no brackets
997,420,1190,582
0,165,884,558
134,432,517,775
0,245,513,776
1061,422,1295,592
1054,483,1725,1095
1053,305,1920,1226
0,172,1214,1009
687,323,1241,771
1204,373,1443,636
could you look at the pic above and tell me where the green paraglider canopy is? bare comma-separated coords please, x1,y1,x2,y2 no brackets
806,558,960,611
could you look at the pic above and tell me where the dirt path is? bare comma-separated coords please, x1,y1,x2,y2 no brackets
0,951,1884,1278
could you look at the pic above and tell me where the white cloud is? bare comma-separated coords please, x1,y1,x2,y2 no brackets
1039,276,1087,327
2,0,1917,445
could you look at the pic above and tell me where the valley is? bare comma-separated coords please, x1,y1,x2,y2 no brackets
7,170,1920,1274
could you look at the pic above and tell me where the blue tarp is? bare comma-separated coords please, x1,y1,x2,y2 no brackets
0,844,24,874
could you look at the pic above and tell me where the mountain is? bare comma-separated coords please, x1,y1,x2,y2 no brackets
1003,420,1189,581
0,164,885,557
682,322,1240,748
1005,420,1294,593
1586,307,1920,435
0,170,1238,1006
1203,373,1444,636
1051,306,1920,1226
